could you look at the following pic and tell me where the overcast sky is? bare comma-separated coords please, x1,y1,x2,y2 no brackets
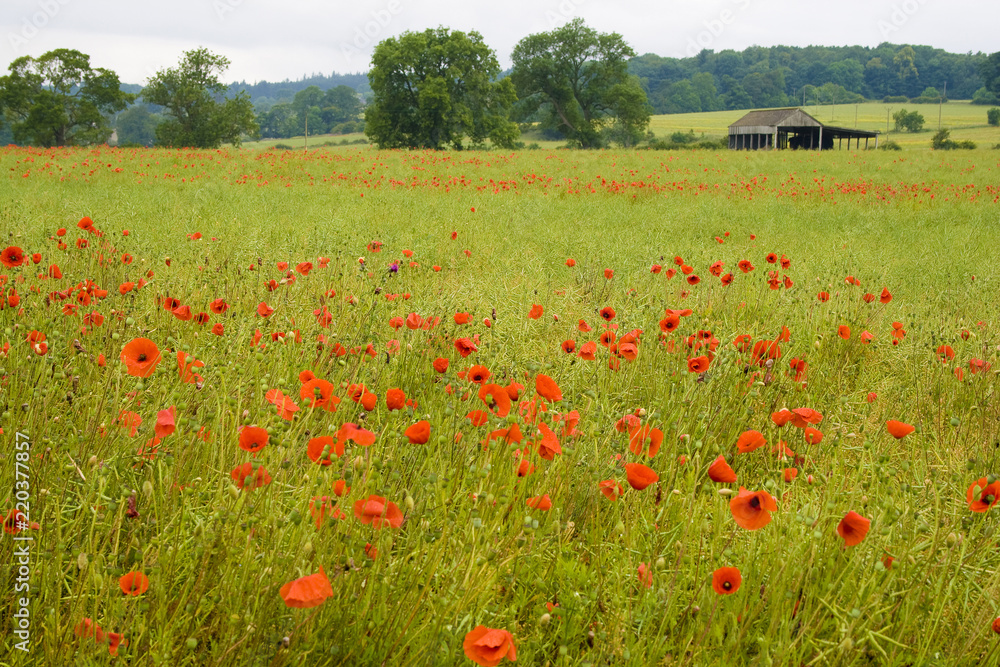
2,0,996,85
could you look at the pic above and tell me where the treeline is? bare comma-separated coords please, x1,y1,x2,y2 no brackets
631,44,996,114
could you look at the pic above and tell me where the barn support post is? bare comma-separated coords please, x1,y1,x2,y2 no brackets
818,126,823,151
774,129,779,150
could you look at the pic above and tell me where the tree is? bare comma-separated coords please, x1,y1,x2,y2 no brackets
321,86,362,126
987,108,1000,127
0,48,134,147
142,48,258,148
511,18,650,148
893,108,924,132
364,28,518,150
979,52,1000,96
115,105,162,146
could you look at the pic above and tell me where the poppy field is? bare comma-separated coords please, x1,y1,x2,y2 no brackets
2,144,1000,665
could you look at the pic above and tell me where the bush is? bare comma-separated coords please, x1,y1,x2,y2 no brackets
878,140,902,151
988,108,1000,127
669,130,697,145
932,129,976,150
645,137,727,151
972,87,1000,105
882,95,909,103
893,109,925,132
272,143,293,150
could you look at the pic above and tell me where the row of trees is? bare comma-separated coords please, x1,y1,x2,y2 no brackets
257,85,363,139
633,45,996,115
0,48,258,148
364,20,651,149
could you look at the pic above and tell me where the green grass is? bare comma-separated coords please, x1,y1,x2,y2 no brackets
1,145,1000,666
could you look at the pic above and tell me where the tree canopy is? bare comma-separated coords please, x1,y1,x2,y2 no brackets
142,48,258,148
511,18,651,148
0,48,134,147
364,27,519,150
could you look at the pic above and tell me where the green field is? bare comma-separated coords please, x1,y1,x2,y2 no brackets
2,144,1000,665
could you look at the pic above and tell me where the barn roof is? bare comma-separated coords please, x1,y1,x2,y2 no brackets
729,108,821,131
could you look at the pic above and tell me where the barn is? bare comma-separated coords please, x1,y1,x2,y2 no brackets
728,108,878,151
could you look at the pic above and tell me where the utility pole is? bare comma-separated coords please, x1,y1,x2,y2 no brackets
938,81,946,131
886,107,892,134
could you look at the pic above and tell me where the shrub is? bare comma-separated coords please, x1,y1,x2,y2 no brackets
932,129,976,150
878,140,901,151
893,109,925,132
882,95,909,103
272,143,293,150
988,108,1000,127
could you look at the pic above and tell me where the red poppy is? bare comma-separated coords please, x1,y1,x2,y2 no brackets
454,312,471,325
467,410,489,427
708,455,737,483
817,291,830,302
433,357,449,373
479,383,511,417
154,406,176,439
600,306,616,321
880,287,892,304
257,302,274,318
625,463,659,490
565,258,576,267
535,374,562,402
966,477,1000,512
603,268,613,279
789,408,823,428
784,467,798,482
598,479,623,500
886,420,914,439
386,388,406,411
838,325,851,340
712,567,742,595
638,562,653,589
405,420,431,444
118,571,149,596
736,430,766,453
280,567,333,608
467,365,491,384
528,304,543,319
238,426,269,454
526,494,552,511
231,461,272,489
578,341,597,360
1,246,26,268
455,337,478,357
463,626,517,667
561,339,576,354
353,495,404,528
120,338,161,377
837,511,871,546
729,487,777,530
687,355,710,373
804,427,823,444
628,424,663,457
750,340,781,365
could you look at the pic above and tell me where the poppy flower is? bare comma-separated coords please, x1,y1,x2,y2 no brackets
712,567,742,595
535,422,562,460
603,268,613,280
804,427,823,444
454,312,471,325
307,436,339,465
578,319,592,333
279,567,333,609
687,356,710,373
535,374,562,402
353,495,404,528
638,562,653,589
526,494,552,510
118,571,149,596
708,455,737,483
211,323,224,336
837,511,871,546
454,338,478,357
467,410,489,427
993,617,1000,635
789,408,823,428
561,340,576,354
598,479,623,500
651,263,662,273
463,626,517,667
238,426,269,454
817,291,829,302
880,287,892,304
625,463,658,490
565,258,576,267
528,304,543,319
257,302,274,318
154,406,176,439
838,325,851,340
120,338,161,377
738,259,754,273
736,430,766,453
209,298,229,314
784,467,798,482
1,246,26,268
404,420,430,444
750,340,781,365
966,477,1000,512
886,420,914,439
505,381,524,401
467,365,491,384
628,424,663,457
729,487,777,530
300,378,340,412
600,306,616,321
578,341,597,360
231,461,272,489
386,388,406,411
478,383,511,417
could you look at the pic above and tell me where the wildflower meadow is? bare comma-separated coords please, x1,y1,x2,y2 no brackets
2,144,1000,665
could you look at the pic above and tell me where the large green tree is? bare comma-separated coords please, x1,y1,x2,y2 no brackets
980,52,1000,96
142,48,258,148
365,28,518,150
511,18,650,148
0,49,134,147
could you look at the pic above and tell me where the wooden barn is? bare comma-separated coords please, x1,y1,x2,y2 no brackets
728,108,878,151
